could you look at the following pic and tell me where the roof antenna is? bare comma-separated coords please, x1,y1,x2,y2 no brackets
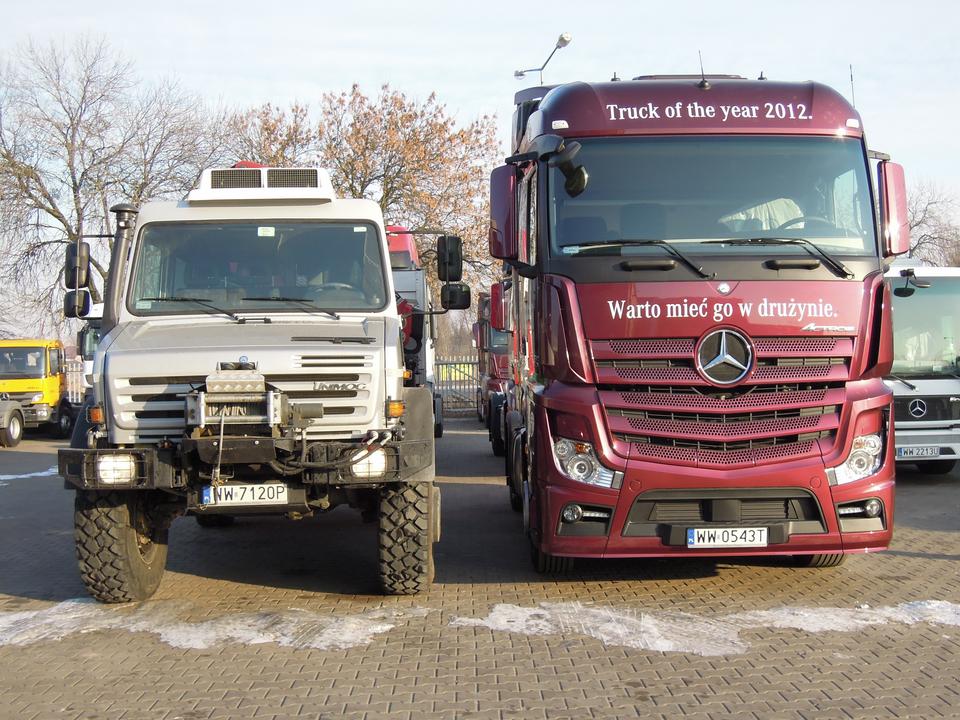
758,70,767,81
849,64,857,108
611,71,620,82
697,51,711,90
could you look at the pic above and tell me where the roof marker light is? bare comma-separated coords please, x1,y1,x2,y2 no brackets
552,120,570,130
846,118,861,129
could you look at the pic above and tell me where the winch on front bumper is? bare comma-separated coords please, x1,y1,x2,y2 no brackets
58,368,434,491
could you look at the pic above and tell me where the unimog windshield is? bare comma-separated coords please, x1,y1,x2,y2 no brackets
128,221,389,316
886,275,960,377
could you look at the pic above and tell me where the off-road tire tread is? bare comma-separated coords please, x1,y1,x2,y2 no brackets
509,488,523,512
74,491,168,603
378,483,433,595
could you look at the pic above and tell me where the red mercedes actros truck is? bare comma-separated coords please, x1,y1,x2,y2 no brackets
474,289,512,456
489,76,910,571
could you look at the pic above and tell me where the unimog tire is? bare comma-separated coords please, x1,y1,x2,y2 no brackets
74,491,169,603
0,411,23,448
378,482,435,595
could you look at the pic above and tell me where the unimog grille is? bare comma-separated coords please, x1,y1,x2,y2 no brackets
591,336,853,468
109,353,377,442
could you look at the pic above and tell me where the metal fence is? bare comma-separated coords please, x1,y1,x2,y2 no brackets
434,355,479,415
65,359,86,405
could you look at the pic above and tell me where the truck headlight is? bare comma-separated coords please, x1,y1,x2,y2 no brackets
551,438,620,489
31,393,44,403
351,448,387,479
829,433,884,485
96,454,137,485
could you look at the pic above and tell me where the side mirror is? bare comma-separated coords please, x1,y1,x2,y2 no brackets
879,161,910,257
437,235,463,282
440,283,471,310
64,288,91,319
64,241,91,289
490,281,508,332
489,165,518,260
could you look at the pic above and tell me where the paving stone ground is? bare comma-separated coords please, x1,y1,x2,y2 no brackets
1,421,958,719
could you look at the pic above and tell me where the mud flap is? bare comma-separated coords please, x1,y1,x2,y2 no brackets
400,386,436,483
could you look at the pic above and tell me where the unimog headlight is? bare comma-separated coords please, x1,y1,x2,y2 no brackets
351,448,387,479
96,454,137,484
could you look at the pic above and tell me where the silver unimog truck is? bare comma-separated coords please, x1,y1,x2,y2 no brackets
59,166,469,602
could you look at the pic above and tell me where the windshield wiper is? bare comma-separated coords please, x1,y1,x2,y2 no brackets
243,296,340,321
139,296,240,322
887,373,918,391
566,239,714,279
704,237,854,279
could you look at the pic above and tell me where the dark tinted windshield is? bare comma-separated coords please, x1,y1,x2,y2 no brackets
549,136,876,257
129,222,389,315
0,347,45,378
887,276,960,376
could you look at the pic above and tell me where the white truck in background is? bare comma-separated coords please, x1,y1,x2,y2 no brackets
885,263,960,474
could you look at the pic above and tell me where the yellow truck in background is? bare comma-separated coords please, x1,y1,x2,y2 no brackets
0,338,74,447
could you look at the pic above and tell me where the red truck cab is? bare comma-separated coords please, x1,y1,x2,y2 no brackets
474,289,513,457
489,76,910,571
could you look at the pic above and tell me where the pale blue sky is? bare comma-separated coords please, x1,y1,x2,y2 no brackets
5,0,959,200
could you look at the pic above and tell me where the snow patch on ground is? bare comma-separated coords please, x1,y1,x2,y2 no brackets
0,466,59,481
0,599,431,650
451,600,960,656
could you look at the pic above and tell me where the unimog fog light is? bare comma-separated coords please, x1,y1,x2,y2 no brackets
351,448,387,478
551,438,621,489
96,454,137,484
829,433,884,485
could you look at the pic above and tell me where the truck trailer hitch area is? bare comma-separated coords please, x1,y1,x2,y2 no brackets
270,429,392,473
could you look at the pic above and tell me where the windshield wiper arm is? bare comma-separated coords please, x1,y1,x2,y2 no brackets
887,373,918,391
704,237,854,279
569,239,714,279
139,296,240,322
243,296,340,321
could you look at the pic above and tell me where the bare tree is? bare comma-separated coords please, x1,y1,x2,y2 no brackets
0,36,230,336
226,102,318,166
316,85,502,290
907,181,960,265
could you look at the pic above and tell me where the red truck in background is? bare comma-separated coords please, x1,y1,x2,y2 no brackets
388,225,444,438
488,75,910,572
474,289,513,459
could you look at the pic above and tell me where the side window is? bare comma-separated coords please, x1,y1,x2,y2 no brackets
48,348,60,375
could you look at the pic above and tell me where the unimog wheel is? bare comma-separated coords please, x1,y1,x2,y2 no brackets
1,412,23,448
378,482,435,595
74,491,169,603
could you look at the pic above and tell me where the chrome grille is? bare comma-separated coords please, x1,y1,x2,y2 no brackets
593,336,851,467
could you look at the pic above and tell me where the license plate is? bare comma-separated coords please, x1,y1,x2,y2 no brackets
896,446,940,458
686,527,768,548
201,483,288,506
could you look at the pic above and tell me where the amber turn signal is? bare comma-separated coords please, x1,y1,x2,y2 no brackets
386,400,406,418
87,405,104,424
403,369,413,380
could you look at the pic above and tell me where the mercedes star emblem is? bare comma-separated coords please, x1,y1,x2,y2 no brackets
696,329,753,385
908,399,928,418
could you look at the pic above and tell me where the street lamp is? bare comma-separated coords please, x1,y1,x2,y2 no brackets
514,33,572,84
